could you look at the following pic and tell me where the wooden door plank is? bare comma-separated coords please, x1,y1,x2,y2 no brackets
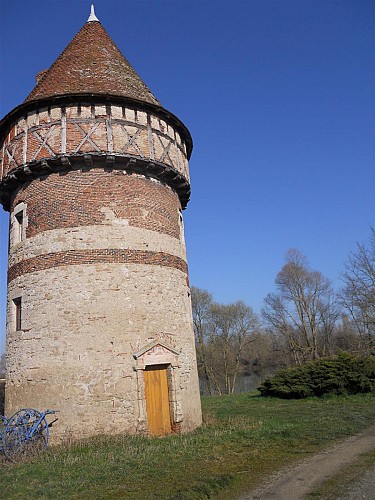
144,365,172,436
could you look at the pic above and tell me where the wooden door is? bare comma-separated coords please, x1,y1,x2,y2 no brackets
144,364,172,436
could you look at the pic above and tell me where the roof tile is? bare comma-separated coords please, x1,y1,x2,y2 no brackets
25,20,161,106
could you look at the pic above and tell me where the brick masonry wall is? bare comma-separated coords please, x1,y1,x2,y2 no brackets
0,104,189,182
8,249,188,283
11,170,181,239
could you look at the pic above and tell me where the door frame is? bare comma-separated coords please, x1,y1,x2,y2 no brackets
133,341,183,433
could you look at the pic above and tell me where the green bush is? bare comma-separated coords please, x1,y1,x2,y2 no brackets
258,353,375,399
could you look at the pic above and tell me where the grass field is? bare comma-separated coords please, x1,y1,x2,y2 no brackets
1,393,375,499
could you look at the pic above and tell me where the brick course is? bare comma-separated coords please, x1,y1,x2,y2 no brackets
8,249,188,283
12,170,181,239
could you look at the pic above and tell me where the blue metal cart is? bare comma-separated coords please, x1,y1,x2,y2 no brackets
0,409,58,461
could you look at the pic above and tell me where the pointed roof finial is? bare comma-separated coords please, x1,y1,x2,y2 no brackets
87,4,99,22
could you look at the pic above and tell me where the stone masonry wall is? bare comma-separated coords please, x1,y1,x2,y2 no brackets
6,264,201,440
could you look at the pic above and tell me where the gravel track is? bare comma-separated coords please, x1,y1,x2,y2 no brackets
241,424,375,500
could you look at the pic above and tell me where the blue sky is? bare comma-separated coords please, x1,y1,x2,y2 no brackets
0,0,374,352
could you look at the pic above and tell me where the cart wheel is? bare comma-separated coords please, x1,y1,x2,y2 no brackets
2,424,26,462
2,409,49,462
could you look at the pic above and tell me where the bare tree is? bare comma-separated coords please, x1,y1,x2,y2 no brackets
333,314,363,353
340,228,375,353
191,287,216,395
262,249,340,364
209,301,258,394
191,287,258,394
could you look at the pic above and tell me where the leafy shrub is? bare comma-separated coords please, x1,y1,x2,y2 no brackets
258,353,375,399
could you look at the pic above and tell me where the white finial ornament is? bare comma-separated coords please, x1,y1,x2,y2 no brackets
87,4,99,22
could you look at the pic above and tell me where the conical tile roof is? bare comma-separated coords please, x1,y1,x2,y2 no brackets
25,19,161,106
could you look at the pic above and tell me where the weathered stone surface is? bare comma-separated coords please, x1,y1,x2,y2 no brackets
1,12,202,443
6,263,201,440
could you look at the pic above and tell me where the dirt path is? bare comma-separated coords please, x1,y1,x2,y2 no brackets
340,467,375,500
241,424,375,500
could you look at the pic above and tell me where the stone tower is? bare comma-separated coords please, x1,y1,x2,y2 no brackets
0,7,202,440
